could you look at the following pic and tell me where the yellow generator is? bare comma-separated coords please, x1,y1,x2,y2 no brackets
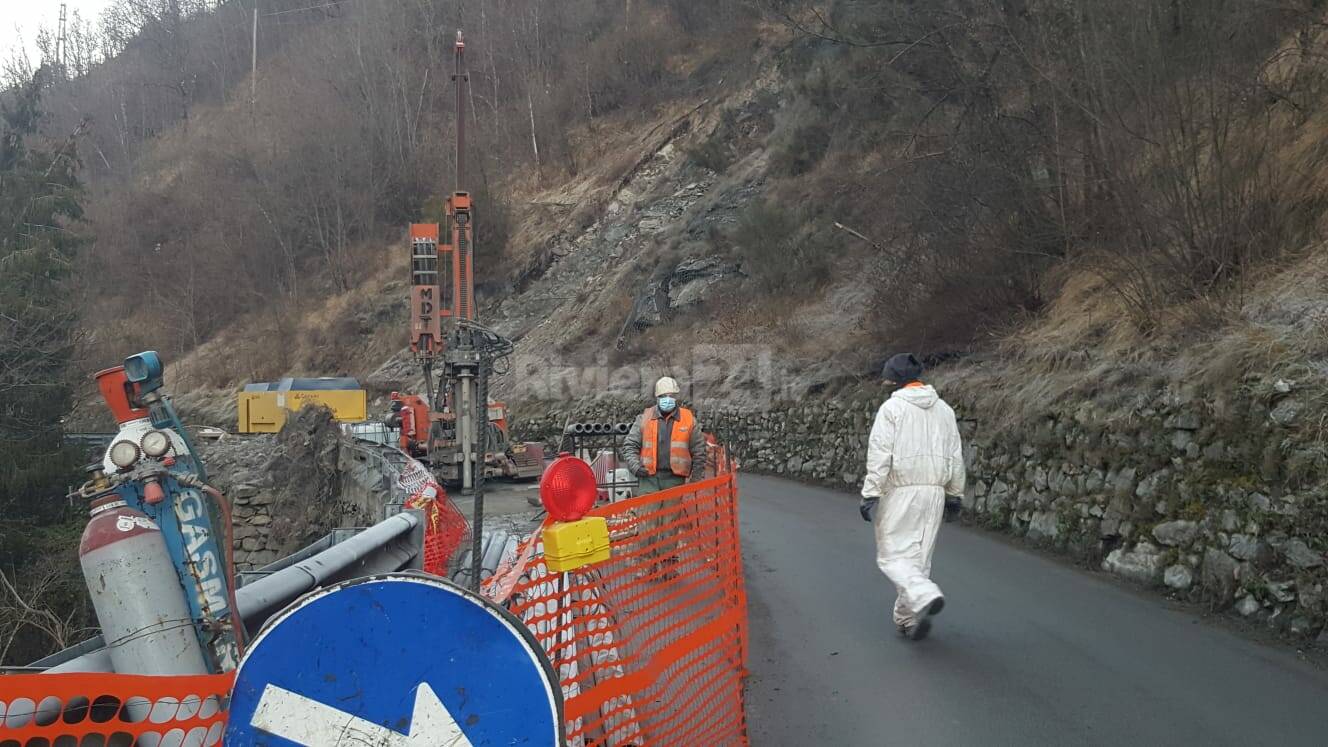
237,377,368,433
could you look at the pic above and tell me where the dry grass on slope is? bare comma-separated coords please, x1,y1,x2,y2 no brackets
164,243,407,392
936,246,1328,442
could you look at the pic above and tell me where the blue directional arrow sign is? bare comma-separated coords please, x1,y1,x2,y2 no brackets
225,574,563,746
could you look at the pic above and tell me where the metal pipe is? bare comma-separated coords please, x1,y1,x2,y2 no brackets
460,376,474,491
454,31,467,192
237,512,420,624
403,508,425,572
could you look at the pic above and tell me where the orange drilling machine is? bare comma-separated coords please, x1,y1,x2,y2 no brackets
387,32,542,489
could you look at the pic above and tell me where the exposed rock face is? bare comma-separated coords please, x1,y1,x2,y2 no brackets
511,370,1328,639
626,255,743,331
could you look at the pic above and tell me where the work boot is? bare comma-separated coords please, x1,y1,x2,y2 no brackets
902,597,944,641
904,618,932,641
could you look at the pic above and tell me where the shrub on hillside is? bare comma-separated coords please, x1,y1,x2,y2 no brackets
770,121,832,177
728,200,833,294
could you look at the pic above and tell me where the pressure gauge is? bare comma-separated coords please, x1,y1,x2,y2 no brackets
109,440,141,470
141,429,172,458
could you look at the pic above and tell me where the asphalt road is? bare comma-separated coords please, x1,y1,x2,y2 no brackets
740,474,1328,746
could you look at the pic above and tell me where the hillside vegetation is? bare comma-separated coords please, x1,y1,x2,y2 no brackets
15,0,1324,398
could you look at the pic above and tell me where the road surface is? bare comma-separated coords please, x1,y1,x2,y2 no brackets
740,474,1328,746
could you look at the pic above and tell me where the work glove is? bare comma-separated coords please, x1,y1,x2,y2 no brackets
944,495,963,523
634,466,650,478
859,496,879,523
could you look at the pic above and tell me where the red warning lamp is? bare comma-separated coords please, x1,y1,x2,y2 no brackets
539,454,597,521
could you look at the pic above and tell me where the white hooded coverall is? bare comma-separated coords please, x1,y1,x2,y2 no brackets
862,384,966,627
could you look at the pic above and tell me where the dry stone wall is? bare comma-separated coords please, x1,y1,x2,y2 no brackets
513,376,1328,639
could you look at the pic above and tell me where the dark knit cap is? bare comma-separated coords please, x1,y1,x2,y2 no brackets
882,353,924,383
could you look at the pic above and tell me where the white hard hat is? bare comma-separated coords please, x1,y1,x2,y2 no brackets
654,376,680,398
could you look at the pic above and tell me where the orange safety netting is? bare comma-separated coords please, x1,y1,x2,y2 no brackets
416,495,470,576
0,672,233,745
398,456,469,576
489,469,749,746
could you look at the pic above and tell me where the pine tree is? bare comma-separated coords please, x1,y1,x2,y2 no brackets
0,66,86,517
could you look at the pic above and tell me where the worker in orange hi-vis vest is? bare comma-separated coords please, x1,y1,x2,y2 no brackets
621,376,707,494
621,376,707,577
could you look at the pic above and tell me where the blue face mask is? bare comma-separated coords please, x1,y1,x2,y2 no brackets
658,396,677,413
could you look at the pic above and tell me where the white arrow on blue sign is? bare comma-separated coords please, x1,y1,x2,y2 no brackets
225,574,563,746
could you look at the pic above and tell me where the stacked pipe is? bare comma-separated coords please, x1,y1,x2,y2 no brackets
562,422,632,435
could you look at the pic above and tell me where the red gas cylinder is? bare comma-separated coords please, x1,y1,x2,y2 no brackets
79,497,209,676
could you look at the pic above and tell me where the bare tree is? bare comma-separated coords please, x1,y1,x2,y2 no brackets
0,566,92,666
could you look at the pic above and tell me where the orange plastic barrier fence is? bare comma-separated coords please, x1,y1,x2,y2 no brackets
398,456,469,576
415,494,470,576
0,672,232,746
491,471,750,746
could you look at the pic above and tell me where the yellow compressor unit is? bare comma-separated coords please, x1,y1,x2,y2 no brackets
237,377,368,433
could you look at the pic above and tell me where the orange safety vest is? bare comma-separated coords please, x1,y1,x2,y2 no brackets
640,405,695,477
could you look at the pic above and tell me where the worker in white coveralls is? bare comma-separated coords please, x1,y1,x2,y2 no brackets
859,353,966,641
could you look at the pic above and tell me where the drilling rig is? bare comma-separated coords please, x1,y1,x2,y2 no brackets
390,32,542,490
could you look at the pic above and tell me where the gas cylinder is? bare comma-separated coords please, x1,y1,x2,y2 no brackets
79,496,209,676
